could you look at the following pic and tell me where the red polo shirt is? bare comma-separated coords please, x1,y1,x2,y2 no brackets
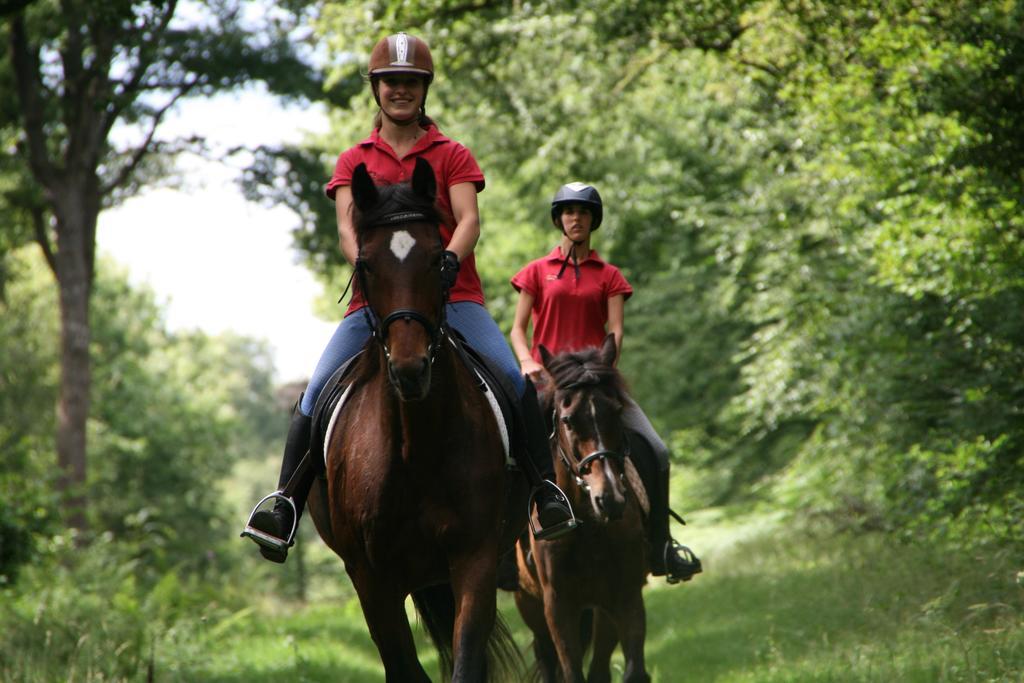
325,125,486,315
511,247,633,360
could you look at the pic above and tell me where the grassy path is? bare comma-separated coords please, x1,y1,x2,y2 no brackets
182,509,1024,682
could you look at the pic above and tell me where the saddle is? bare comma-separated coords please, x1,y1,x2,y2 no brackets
309,351,363,471
307,331,522,470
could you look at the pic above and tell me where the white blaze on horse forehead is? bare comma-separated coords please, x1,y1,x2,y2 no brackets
390,230,416,261
589,397,607,451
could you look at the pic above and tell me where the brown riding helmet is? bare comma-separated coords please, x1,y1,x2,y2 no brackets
368,32,434,83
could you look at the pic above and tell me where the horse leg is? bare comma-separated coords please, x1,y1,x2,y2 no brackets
353,577,431,683
614,592,650,683
543,586,586,683
586,609,618,683
515,590,559,683
448,552,498,682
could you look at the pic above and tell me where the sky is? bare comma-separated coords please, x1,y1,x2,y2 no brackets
97,90,338,383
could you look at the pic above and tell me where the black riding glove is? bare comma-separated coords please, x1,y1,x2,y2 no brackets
441,250,460,289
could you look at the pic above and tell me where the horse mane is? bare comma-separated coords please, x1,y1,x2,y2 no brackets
544,347,629,405
354,181,442,234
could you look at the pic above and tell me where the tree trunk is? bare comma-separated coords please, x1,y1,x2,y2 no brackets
53,191,94,533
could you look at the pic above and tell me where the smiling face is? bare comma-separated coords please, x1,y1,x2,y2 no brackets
375,74,426,123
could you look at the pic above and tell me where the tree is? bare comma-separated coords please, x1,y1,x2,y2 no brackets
0,0,357,531
243,0,1024,547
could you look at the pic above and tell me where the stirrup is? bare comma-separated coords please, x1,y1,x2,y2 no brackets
528,480,578,541
240,491,299,551
664,539,702,584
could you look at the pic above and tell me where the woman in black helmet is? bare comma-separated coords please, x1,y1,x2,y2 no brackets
509,182,703,583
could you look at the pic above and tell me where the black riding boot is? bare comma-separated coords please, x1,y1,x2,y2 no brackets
241,405,314,564
643,448,700,581
520,378,576,540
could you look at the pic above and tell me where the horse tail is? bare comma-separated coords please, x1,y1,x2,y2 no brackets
488,611,526,682
411,584,526,682
581,606,594,652
411,584,455,679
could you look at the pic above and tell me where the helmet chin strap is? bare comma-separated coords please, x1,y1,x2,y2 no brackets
557,234,585,280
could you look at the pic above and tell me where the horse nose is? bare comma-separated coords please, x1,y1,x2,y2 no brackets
603,489,626,521
389,357,431,400
593,486,626,522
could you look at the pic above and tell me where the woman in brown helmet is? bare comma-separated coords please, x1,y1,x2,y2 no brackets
242,32,575,564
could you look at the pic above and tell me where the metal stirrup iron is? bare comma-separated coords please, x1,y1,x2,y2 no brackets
241,492,299,551
528,480,578,540
240,449,313,550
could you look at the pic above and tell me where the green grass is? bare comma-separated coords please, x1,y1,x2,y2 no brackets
642,509,1024,682
168,508,1024,682
5,508,1022,681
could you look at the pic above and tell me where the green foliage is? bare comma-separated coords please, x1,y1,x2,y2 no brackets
0,250,59,584
0,530,258,682
648,510,1024,682
85,260,282,574
240,142,349,285
0,0,359,224
249,0,1024,552
0,247,283,582
13,507,1014,682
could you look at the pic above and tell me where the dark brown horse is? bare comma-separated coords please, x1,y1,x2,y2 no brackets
514,335,651,683
306,158,526,682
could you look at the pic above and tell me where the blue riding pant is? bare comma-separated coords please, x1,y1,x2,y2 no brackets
299,301,524,417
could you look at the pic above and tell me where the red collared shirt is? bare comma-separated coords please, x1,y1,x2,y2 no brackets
511,247,633,360
326,125,486,314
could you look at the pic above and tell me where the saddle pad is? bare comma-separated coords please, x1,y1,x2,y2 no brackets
309,340,517,468
321,384,354,467
446,333,521,468
310,351,363,470
472,367,512,464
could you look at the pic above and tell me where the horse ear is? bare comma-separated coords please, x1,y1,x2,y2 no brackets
599,334,617,366
411,157,436,201
351,163,379,211
538,344,554,368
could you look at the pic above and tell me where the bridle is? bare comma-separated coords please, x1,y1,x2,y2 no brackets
550,385,629,492
352,209,449,367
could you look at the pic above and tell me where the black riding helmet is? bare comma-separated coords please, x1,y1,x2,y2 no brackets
550,182,603,231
